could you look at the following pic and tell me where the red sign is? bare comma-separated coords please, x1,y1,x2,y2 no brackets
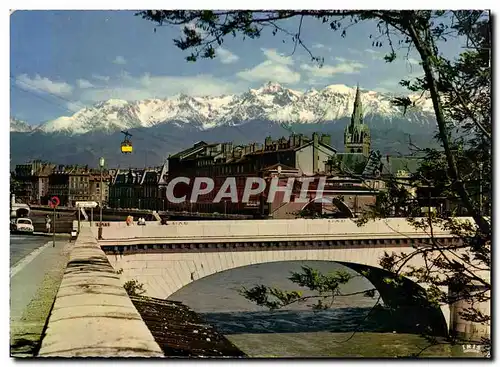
49,196,60,208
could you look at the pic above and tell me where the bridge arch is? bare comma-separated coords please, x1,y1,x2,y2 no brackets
107,247,448,336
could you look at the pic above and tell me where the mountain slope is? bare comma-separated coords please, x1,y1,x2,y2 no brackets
36,82,436,135
10,119,440,170
10,117,33,133
11,82,440,169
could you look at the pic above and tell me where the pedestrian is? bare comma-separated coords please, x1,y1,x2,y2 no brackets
45,215,51,233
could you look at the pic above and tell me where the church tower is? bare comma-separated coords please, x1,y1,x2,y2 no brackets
344,84,371,156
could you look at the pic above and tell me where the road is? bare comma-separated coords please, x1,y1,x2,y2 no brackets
10,234,50,267
10,234,72,357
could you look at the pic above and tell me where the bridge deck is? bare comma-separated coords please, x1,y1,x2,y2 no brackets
95,218,468,246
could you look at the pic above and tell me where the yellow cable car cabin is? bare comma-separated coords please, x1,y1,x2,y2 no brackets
120,131,133,154
121,142,133,153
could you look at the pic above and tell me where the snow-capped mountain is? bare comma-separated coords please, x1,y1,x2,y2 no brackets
10,117,33,133
37,82,436,135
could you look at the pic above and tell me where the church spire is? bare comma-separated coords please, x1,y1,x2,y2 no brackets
351,84,363,126
344,84,371,156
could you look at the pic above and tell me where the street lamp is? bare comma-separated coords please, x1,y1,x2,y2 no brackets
99,157,105,239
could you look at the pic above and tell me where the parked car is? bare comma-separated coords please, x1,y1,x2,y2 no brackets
10,218,34,234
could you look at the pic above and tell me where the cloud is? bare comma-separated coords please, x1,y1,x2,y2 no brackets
261,48,293,65
113,56,127,65
217,48,239,64
235,48,299,84
237,61,301,84
91,74,110,82
15,74,73,96
77,72,248,103
300,61,365,78
312,43,332,52
76,79,94,89
364,48,383,60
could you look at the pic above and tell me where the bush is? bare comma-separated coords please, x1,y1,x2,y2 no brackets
124,279,146,296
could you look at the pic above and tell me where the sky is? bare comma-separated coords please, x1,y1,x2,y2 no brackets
10,10,465,125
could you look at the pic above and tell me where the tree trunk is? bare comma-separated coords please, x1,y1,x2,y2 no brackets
404,15,490,236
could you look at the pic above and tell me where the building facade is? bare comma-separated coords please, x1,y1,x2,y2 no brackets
89,173,110,207
108,165,166,210
13,160,53,204
12,162,114,207
164,132,337,215
46,165,93,206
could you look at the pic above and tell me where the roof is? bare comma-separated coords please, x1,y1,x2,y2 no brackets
113,169,145,185
157,162,169,185
141,170,160,185
245,140,337,157
112,167,165,186
169,141,217,160
261,162,299,172
37,164,56,177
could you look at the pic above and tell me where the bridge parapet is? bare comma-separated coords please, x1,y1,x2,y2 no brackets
96,217,470,243
38,226,163,357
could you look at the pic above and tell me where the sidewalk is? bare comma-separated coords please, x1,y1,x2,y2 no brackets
10,239,73,357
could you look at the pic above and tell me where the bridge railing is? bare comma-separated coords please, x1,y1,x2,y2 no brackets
95,217,471,242
38,226,163,357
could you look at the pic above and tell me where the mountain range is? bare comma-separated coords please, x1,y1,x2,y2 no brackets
10,82,440,169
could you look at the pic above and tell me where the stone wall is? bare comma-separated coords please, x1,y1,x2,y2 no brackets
38,226,163,357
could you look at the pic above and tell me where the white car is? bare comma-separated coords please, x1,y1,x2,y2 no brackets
10,218,34,234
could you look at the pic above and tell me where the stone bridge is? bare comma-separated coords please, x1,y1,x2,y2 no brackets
96,218,488,338
38,217,490,356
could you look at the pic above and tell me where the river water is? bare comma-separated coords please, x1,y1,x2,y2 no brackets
168,261,482,358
